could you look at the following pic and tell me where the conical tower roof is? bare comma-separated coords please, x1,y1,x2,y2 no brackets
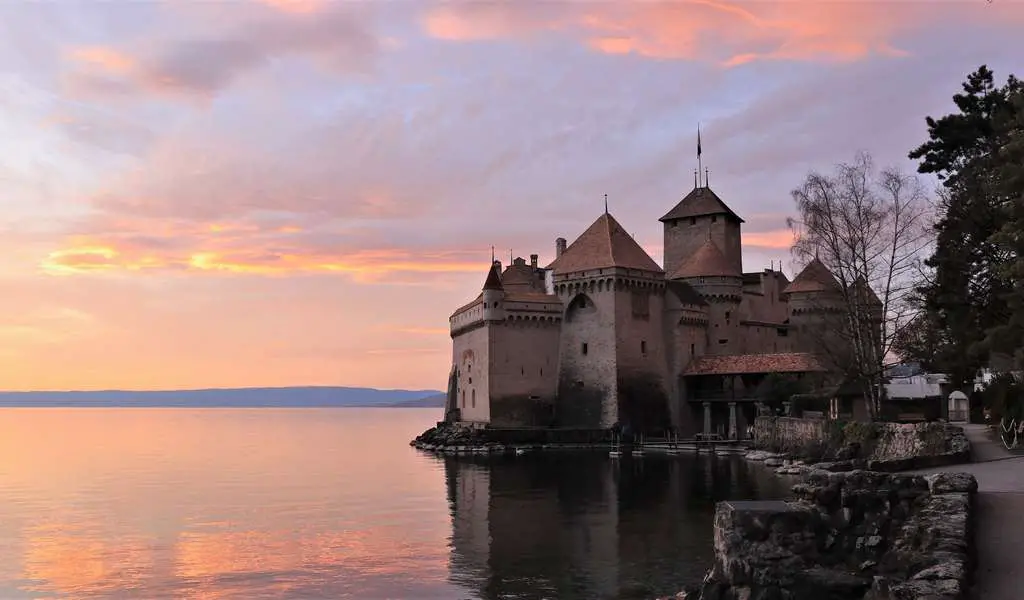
659,186,744,223
482,261,504,291
782,257,840,294
668,238,738,279
546,212,662,274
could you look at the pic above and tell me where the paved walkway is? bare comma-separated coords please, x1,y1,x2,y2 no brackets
912,424,1024,600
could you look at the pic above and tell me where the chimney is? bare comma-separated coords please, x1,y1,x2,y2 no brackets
556,238,567,258
530,254,538,268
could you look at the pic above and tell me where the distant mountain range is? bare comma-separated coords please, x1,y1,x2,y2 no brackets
0,387,447,408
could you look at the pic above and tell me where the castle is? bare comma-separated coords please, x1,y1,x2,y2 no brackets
445,179,846,438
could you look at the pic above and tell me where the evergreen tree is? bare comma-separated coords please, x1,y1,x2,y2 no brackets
989,91,1024,366
907,66,1021,389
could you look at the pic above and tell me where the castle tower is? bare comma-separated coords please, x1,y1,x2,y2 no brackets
659,186,744,276
546,212,669,431
668,236,742,356
482,260,505,322
781,257,845,357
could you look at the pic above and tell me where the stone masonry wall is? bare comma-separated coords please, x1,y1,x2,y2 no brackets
753,415,830,454
699,469,978,600
754,417,971,470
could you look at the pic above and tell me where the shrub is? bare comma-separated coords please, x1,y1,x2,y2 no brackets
977,374,1024,423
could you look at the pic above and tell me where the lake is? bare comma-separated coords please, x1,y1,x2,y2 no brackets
0,408,789,599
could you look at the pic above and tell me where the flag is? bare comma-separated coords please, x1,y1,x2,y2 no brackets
697,126,702,158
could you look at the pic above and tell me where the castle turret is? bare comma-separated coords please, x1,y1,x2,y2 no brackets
669,237,742,355
482,260,505,322
660,186,744,276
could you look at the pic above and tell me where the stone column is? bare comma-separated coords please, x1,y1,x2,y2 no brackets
702,401,711,435
728,401,738,440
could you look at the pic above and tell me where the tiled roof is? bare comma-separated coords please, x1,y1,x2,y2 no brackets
782,258,839,294
683,352,826,376
668,238,738,279
501,260,545,292
482,262,504,291
546,212,663,274
452,293,483,316
667,280,708,306
659,186,744,223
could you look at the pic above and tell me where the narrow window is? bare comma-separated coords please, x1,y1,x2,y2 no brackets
540,368,544,376
521,366,524,375
461,391,465,407
690,343,695,355
582,342,589,355
641,340,647,355
471,389,476,408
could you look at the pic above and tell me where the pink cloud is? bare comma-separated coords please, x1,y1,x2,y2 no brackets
422,1,1024,65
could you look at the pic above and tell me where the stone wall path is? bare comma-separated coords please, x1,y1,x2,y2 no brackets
912,424,1024,600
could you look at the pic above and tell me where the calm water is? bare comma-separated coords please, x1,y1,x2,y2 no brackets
0,409,790,599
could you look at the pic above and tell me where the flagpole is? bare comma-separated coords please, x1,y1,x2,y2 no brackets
697,124,703,187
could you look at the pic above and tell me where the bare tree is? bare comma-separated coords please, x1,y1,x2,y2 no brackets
787,152,933,420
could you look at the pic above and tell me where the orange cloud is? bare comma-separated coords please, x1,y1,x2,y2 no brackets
423,1,1022,65
741,228,795,250
255,0,324,14
387,326,450,336
65,46,136,74
41,228,490,284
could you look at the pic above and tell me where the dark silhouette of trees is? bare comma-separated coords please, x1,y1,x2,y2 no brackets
905,66,1023,390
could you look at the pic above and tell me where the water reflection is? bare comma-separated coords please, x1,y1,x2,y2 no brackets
0,409,788,600
0,409,460,599
445,454,790,600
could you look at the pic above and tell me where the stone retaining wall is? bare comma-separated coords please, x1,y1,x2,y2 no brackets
754,417,970,470
699,469,978,600
753,415,830,454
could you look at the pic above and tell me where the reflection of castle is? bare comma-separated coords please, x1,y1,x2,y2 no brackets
447,177,846,437
446,457,619,599
443,456,791,599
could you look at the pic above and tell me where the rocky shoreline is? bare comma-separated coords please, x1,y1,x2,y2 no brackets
694,468,977,600
413,420,977,600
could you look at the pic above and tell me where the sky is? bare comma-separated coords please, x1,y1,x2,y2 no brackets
0,0,1021,392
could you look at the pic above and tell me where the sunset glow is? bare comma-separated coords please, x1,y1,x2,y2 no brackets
1,0,1021,391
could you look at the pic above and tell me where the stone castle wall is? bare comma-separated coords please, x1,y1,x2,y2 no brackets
556,282,618,428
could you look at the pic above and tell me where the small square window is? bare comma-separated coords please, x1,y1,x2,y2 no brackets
712,215,718,223
718,339,728,345
689,217,696,226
